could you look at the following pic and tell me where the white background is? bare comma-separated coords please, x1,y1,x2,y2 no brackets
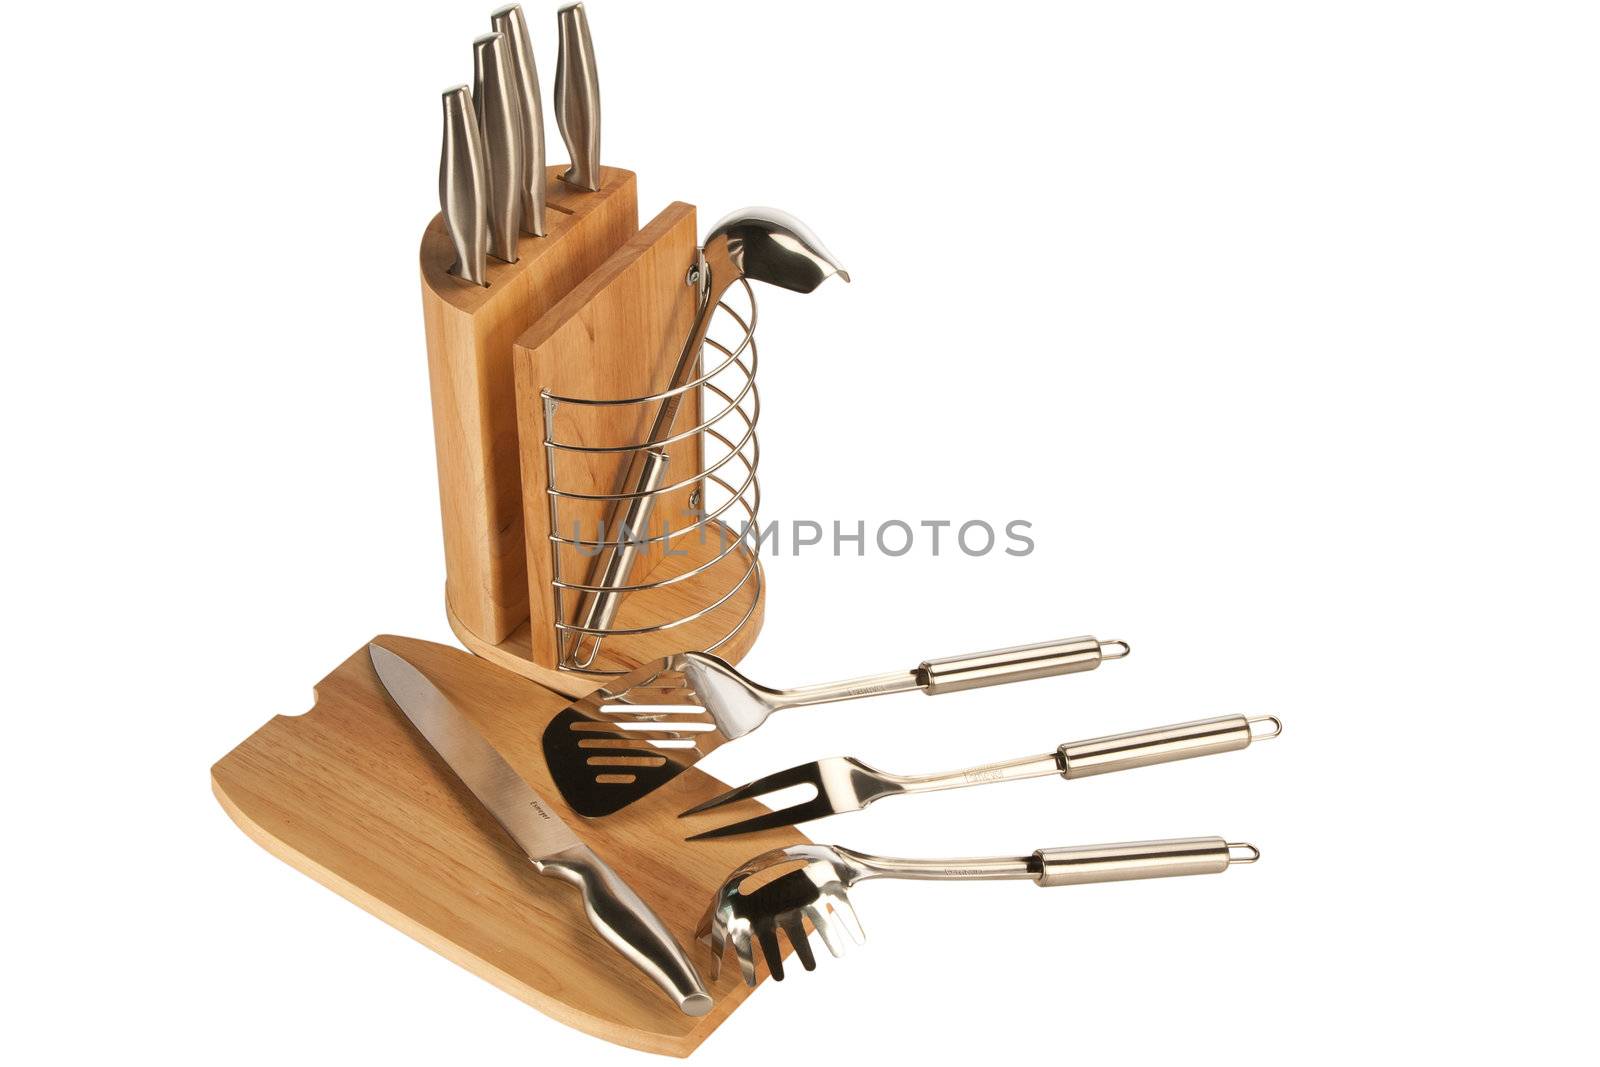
5,0,1597,1062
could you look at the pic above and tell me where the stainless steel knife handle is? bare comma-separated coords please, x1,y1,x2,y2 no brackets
536,842,712,1016
473,32,525,263
1032,837,1259,887
917,635,1130,695
554,2,601,190
491,4,547,237
439,86,490,286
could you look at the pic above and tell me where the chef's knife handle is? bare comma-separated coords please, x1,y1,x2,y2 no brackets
537,844,713,1016
916,635,1131,695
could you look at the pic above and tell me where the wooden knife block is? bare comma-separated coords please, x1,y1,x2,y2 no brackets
421,173,764,694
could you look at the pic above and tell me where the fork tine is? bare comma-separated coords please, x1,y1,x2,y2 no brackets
779,910,816,971
684,798,839,841
678,762,822,818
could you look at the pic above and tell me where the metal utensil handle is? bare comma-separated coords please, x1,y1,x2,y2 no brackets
554,2,601,191
768,635,1130,711
537,843,712,1016
564,448,670,667
1059,714,1282,778
917,636,1130,695
1032,837,1259,887
886,714,1282,798
835,836,1258,886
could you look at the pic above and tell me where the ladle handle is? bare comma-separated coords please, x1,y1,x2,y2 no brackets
917,636,1130,695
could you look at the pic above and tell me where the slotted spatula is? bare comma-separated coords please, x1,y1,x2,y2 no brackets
542,635,1127,816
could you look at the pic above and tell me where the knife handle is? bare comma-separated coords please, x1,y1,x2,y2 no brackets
537,844,713,1016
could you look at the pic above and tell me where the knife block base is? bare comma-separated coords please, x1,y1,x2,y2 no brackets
211,635,809,1057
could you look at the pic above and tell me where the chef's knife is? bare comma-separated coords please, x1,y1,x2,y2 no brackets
490,5,547,237
368,644,713,1016
554,3,601,190
439,86,490,286
472,32,525,263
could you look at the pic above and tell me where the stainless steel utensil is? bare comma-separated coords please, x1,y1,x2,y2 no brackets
554,2,600,190
543,636,1129,817
367,643,712,1016
473,31,525,262
439,86,490,286
563,208,850,667
703,837,1260,985
681,714,1282,839
491,4,547,236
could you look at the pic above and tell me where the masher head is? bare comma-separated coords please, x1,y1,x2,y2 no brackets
704,207,851,293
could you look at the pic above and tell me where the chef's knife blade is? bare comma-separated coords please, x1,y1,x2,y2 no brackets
472,32,525,263
439,86,490,286
490,4,547,237
554,3,601,190
368,644,712,1016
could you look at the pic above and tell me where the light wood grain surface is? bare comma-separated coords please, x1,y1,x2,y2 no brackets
212,635,807,1056
421,168,638,647
515,203,703,664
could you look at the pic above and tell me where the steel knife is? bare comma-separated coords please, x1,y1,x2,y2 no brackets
554,2,601,190
472,32,525,262
368,643,712,1016
490,4,548,237
439,86,490,286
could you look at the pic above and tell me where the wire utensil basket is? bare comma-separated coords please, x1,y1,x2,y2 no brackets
543,280,764,675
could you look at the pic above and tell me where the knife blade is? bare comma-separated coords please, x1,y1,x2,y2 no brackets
554,2,601,190
439,86,490,286
367,643,712,1016
490,4,547,237
472,32,525,263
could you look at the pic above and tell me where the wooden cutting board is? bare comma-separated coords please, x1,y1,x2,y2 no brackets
211,635,809,1056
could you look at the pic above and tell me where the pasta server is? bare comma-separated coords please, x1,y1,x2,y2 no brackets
542,635,1128,817
702,836,1261,985
680,713,1282,839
